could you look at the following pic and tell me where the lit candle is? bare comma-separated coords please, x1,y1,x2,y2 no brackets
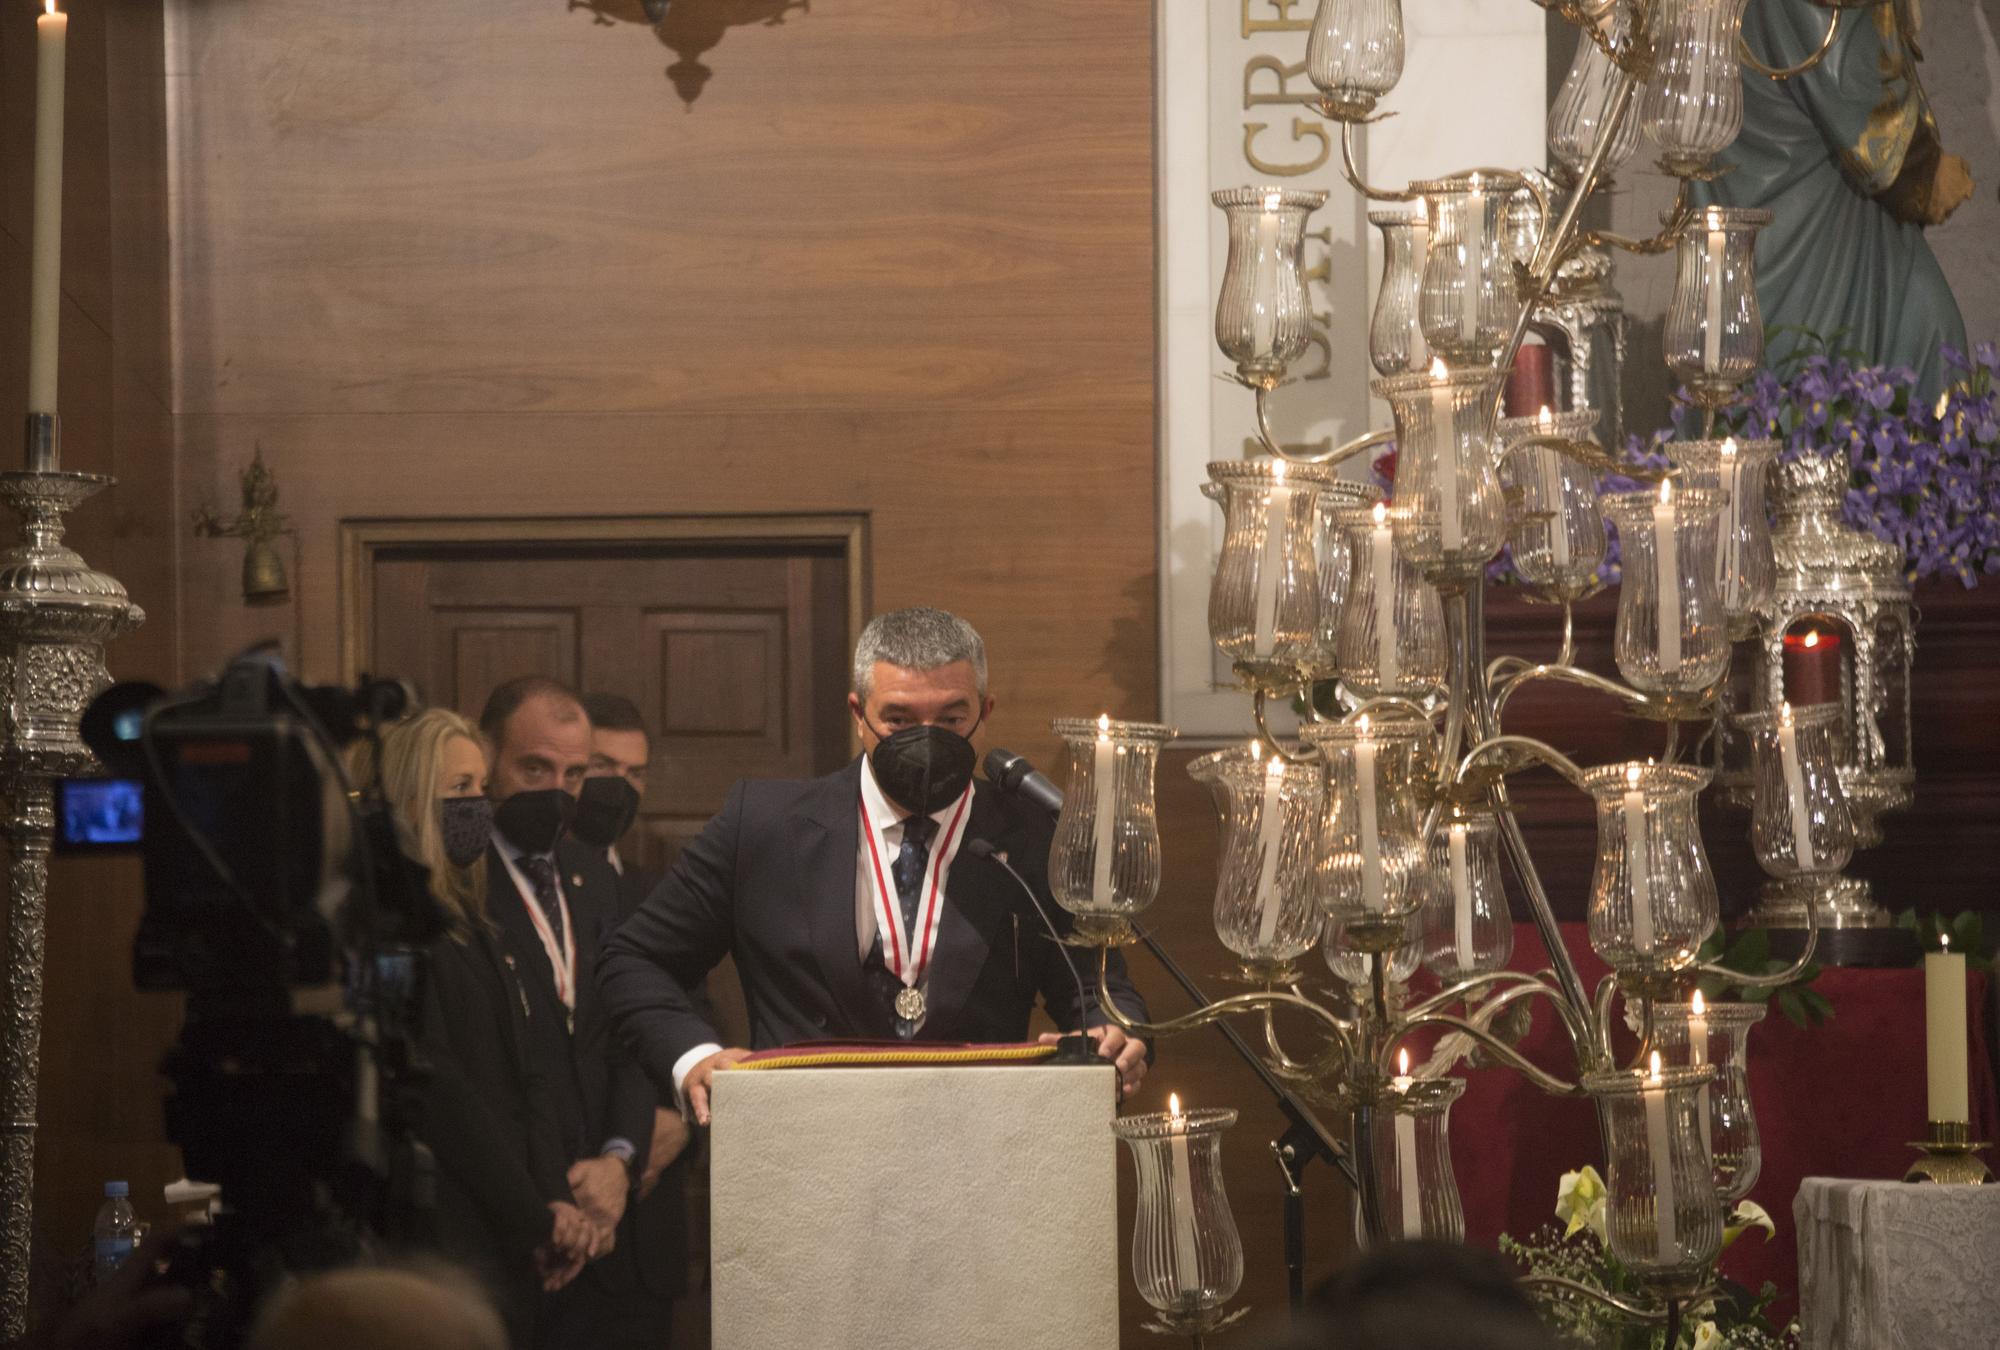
1538,406,1569,569
1166,1093,1203,1295
1623,765,1655,954
29,1,70,420
1782,628,1841,707
1091,715,1116,906
1925,936,1969,1124
1407,215,1430,371
1701,213,1725,375
1460,175,1483,347
1776,702,1816,872
1253,460,1292,657
1430,358,1460,552
1392,1048,1422,1237
1653,478,1681,676
1644,1051,1679,1264
1252,191,1281,355
1688,990,1712,1162
1254,751,1287,949
1448,820,1475,972
1371,502,1400,690
1355,715,1382,911
1718,438,1742,611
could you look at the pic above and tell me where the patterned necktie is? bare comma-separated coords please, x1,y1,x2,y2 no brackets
516,853,565,952
890,815,937,937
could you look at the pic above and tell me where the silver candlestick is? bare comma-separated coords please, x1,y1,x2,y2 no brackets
0,412,142,1336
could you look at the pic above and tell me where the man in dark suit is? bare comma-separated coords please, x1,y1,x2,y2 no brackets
479,677,655,1346
599,606,1151,1127
571,691,693,1348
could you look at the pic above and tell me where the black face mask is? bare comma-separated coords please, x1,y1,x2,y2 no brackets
570,776,640,850
867,719,980,816
439,795,495,869
493,787,576,856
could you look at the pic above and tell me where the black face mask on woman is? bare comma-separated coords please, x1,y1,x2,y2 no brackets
569,775,640,850
866,717,981,816
439,795,495,869
493,787,576,856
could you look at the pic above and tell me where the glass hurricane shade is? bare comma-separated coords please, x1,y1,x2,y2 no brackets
1417,172,1525,364
1584,761,1719,975
1328,499,1448,698
1668,437,1777,636
1664,208,1770,405
1498,409,1607,599
1190,745,1326,970
1112,1108,1245,1318
1737,702,1855,879
1358,1077,1468,1244
1652,999,1767,1201
1374,367,1509,579
1213,188,1327,389
1421,814,1515,982
1300,719,1429,940
1323,908,1424,986
1309,483,1386,676
1305,0,1405,118
1047,718,1174,927
1204,460,1337,680
1368,210,1431,377
1583,1064,1725,1296
1548,12,1642,174
1641,0,1753,177
1603,485,1730,696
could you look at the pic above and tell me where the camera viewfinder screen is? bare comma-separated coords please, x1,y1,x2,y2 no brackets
58,778,144,849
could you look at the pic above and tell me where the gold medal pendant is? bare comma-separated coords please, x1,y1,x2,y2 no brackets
894,986,927,1025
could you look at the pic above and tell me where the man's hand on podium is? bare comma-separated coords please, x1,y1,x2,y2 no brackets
1041,1026,1147,1099
686,1047,757,1126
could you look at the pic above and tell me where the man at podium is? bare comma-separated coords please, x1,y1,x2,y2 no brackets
600,606,1151,1125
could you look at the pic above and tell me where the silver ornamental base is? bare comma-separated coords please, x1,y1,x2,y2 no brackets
1741,873,1893,930
0,416,143,1337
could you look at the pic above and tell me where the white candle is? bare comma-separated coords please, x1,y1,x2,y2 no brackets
1718,438,1742,611
1623,765,1655,954
1688,990,1712,1163
1252,193,1281,355
1702,219,1725,374
1166,1094,1204,1294
1448,821,1475,972
1430,359,1460,552
1644,1052,1679,1264
1925,939,1969,1123
1407,216,1430,370
1355,716,1382,911
1392,1050,1422,1237
1253,461,1291,657
1091,715,1116,905
29,1,70,416
1254,753,1287,949
1370,503,1400,690
1654,479,1681,675
1460,177,1483,346
1776,702,1816,872
1539,407,1570,569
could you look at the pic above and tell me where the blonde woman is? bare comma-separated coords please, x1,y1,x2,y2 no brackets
362,709,600,1347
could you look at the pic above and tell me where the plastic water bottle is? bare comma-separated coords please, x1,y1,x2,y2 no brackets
92,1181,139,1283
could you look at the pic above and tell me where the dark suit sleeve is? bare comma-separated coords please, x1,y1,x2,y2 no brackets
598,779,747,1097
421,946,558,1261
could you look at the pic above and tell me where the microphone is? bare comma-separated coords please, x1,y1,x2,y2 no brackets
964,838,1102,1069
982,748,1064,817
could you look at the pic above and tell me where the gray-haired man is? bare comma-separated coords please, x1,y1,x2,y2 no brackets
599,606,1150,1125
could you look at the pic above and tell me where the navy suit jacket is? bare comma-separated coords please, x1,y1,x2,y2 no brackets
598,758,1149,1095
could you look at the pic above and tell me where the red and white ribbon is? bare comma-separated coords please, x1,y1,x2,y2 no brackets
859,786,973,991
508,856,577,1013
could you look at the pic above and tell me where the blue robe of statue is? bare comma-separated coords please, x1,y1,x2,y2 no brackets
1695,0,1968,399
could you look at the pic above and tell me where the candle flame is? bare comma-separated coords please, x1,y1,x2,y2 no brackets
1537,406,1553,431
1648,1049,1663,1084
1705,207,1724,231
1263,190,1282,212
1659,476,1674,505
45,0,56,14
1691,989,1705,1016
1803,630,1820,649
1626,763,1643,789
1355,713,1371,736
1272,457,1287,484
1397,1048,1411,1077
1721,437,1737,458
1267,754,1286,780
1941,932,1951,952
1779,699,1794,727
1249,738,1263,762
1429,357,1450,381
1169,1092,1184,1120
1096,712,1111,741
1372,500,1388,527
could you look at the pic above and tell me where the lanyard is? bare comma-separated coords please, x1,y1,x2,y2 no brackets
507,853,577,1014
858,786,972,989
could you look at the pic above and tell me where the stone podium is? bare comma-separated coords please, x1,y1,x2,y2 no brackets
709,1064,1121,1350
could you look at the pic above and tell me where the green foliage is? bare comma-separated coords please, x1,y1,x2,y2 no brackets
1893,909,1994,972
1694,927,1835,1028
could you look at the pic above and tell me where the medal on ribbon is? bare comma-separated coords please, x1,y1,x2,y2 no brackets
860,785,973,1037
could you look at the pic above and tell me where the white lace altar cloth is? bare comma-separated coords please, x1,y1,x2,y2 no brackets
1795,1176,2000,1349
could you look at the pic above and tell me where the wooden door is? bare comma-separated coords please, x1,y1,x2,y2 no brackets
355,523,861,869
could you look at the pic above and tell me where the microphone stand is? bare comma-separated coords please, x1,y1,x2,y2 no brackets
1130,920,1356,1319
